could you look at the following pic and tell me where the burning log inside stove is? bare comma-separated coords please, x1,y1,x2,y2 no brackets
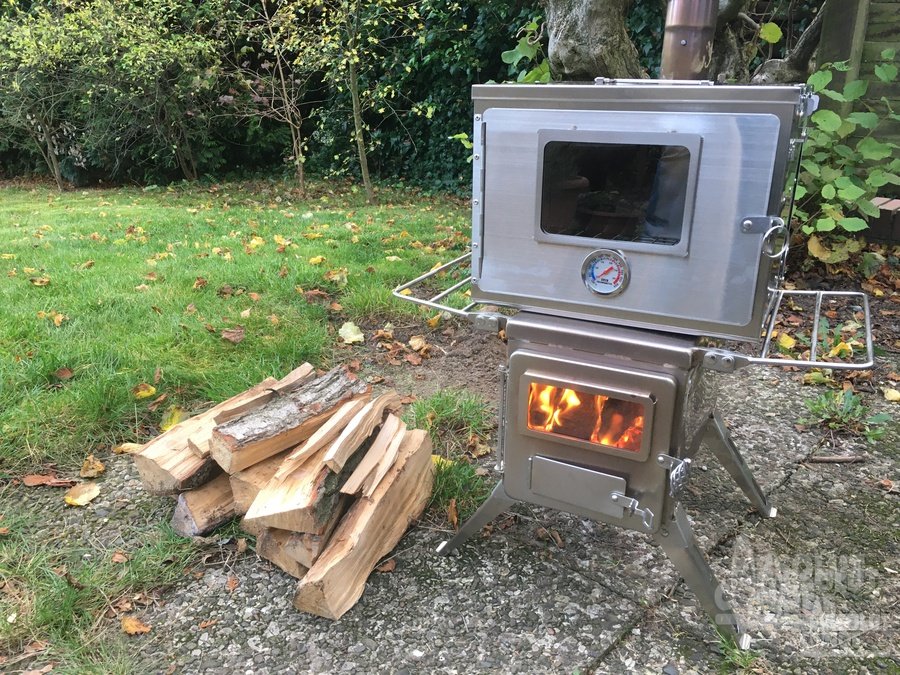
526,381,644,452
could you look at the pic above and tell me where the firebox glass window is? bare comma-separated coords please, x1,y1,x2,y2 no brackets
540,141,690,245
527,382,645,453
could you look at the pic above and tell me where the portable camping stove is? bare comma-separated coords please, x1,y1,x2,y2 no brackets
394,64,873,651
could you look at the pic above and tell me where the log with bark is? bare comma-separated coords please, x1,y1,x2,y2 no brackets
133,375,299,494
293,429,433,619
209,366,370,473
243,395,399,533
187,364,314,458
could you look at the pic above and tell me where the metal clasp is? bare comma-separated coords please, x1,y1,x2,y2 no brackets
657,455,693,499
610,492,655,530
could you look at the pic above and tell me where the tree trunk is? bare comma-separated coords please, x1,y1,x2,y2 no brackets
544,0,644,80
348,57,375,204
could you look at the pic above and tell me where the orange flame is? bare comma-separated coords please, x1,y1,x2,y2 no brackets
527,382,643,452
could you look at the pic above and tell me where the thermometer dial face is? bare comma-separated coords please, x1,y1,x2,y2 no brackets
582,249,629,297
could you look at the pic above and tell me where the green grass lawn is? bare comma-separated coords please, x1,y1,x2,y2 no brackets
0,180,470,471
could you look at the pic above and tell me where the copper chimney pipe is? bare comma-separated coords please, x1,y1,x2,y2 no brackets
660,0,718,79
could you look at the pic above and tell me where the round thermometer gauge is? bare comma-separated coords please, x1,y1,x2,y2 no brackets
582,249,630,297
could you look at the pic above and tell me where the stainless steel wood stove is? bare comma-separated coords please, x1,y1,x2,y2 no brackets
394,79,873,647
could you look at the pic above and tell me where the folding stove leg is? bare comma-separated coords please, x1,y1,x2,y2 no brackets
704,411,777,518
435,481,516,555
654,504,750,648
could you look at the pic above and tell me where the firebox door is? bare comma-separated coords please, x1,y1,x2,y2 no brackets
503,350,678,531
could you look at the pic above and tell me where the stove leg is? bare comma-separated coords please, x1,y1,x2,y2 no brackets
654,504,750,648
704,411,777,518
435,481,515,556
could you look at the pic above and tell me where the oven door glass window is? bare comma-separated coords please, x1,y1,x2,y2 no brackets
540,141,690,245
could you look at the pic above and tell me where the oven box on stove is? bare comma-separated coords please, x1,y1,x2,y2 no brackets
469,81,812,341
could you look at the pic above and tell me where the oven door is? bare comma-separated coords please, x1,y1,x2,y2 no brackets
473,107,782,340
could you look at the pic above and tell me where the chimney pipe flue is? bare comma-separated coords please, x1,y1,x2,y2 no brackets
660,0,718,80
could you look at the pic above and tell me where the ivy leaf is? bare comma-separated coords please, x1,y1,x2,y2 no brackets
842,79,868,102
882,48,897,60
759,22,782,44
837,184,866,201
811,109,842,133
807,69,832,92
847,112,879,130
815,216,836,232
839,217,868,233
875,63,898,83
856,137,893,161
821,184,836,200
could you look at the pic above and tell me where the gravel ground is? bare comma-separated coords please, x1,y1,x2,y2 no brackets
3,328,898,674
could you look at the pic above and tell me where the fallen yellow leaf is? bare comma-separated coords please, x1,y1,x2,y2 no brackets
884,388,900,402
64,481,100,507
113,442,144,455
426,314,441,329
398,288,412,296
308,255,326,265
29,276,50,286
79,454,105,478
338,321,365,344
777,332,796,350
132,383,157,400
121,615,151,635
828,341,853,358
160,406,186,432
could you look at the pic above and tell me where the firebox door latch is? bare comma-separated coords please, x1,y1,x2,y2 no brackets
609,492,655,531
657,454,693,499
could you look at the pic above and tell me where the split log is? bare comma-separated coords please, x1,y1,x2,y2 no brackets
188,364,315,458
133,378,289,494
293,429,433,619
230,451,290,515
170,473,236,537
363,422,408,498
242,439,366,534
340,415,404,497
273,397,371,480
322,392,402,473
284,498,349,568
209,366,370,474
257,528,308,579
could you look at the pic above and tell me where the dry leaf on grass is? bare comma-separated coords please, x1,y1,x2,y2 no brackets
64,482,100,507
121,615,151,635
132,383,156,400
192,277,208,290
338,321,364,344
448,498,459,531
79,455,105,478
53,367,74,380
29,276,50,286
221,326,245,344
111,551,128,564
160,406,186,432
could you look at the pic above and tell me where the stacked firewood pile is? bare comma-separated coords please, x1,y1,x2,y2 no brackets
130,364,434,619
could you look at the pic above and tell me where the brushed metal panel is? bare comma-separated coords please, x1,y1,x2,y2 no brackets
475,107,782,339
529,456,626,520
